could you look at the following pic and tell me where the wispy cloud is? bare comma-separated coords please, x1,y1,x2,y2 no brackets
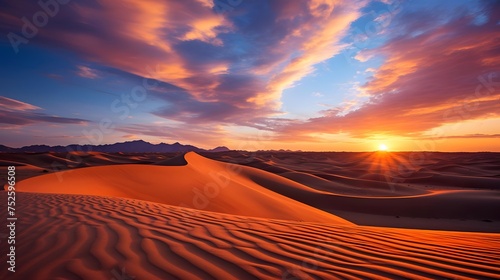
0,96,41,112
0,0,366,128
1,0,498,150
421,134,500,139
280,1,500,138
0,96,88,126
77,65,98,79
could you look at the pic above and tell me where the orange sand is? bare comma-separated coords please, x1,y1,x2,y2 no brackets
1,151,499,279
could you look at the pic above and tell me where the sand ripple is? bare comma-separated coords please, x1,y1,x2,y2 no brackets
1,192,499,280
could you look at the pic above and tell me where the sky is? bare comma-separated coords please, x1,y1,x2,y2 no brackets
0,0,499,151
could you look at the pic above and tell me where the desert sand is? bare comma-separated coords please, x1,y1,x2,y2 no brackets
202,151,500,232
1,151,500,279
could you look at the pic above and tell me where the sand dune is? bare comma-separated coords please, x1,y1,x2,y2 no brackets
0,151,170,182
202,151,500,231
14,152,351,224
280,171,429,196
1,192,499,280
203,151,500,189
10,152,500,231
2,151,500,279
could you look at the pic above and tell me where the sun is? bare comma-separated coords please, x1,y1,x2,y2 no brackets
378,144,388,151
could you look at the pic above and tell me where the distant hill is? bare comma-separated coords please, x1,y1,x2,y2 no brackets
0,144,16,153
0,140,230,153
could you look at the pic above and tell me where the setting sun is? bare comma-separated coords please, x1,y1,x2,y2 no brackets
378,144,388,151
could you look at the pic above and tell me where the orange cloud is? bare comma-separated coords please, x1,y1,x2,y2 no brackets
280,3,500,140
251,1,362,107
0,0,369,133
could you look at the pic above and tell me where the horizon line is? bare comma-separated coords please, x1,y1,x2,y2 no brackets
1,140,499,153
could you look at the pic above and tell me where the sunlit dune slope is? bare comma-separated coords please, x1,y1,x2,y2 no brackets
1,192,499,280
14,152,350,224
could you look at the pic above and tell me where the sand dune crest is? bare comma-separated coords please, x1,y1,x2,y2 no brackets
14,152,351,224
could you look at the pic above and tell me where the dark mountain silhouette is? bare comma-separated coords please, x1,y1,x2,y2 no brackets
0,145,16,153
0,140,230,153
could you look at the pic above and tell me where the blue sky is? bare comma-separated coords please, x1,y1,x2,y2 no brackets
0,0,499,151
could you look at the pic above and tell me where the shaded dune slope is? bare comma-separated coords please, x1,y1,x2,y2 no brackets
220,160,500,223
202,152,500,225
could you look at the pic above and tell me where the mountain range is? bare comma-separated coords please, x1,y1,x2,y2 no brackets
0,140,230,153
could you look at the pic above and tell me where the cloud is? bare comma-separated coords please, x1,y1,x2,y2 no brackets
0,96,41,111
422,134,500,139
0,96,88,125
354,51,373,62
77,65,98,79
248,0,362,106
279,1,500,138
0,110,89,126
148,82,277,129
0,0,365,129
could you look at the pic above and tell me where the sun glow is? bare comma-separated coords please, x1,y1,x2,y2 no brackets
378,144,388,151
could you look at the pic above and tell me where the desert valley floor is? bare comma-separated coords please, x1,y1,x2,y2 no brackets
1,151,500,279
